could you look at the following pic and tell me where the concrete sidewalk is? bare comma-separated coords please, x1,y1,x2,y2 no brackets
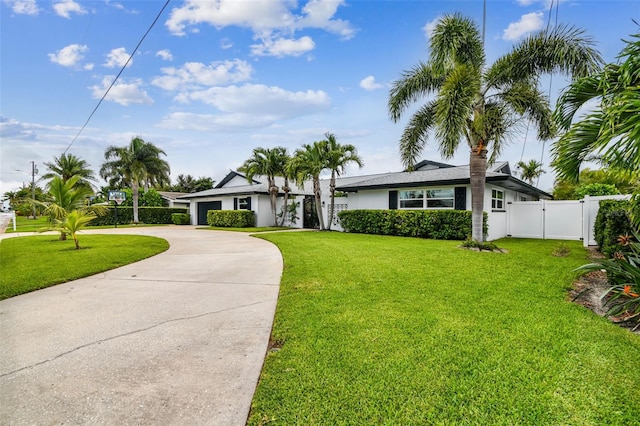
0,227,283,425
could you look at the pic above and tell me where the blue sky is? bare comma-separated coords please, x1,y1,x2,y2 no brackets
1,0,638,197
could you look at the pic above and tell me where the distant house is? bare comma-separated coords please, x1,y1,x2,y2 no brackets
180,160,551,240
158,191,190,208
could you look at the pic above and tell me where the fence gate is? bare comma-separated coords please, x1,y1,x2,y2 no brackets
507,200,584,241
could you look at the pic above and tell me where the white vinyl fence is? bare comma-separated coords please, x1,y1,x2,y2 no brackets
506,194,630,246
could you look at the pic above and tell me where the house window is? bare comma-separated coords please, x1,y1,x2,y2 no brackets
399,189,454,209
238,197,250,210
492,189,504,210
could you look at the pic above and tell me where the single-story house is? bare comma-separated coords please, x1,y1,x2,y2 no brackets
332,160,552,240
180,160,552,240
178,171,312,227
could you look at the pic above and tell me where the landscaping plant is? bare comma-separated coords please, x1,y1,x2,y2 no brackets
577,232,640,330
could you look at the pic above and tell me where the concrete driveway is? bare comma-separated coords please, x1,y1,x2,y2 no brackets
0,227,283,425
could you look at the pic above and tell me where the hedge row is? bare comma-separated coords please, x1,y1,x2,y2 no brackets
594,199,633,257
207,210,255,228
89,207,188,226
171,213,191,225
337,209,487,240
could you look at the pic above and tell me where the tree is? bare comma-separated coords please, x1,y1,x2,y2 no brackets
323,133,363,231
39,210,97,249
42,153,96,190
515,159,545,185
388,13,601,241
35,175,106,240
238,147,289,226
289,141,328,230
171,175,215,193
552,168,637,200
552,31,640,226
100,137,170,223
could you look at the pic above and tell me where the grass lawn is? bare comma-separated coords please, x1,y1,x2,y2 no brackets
249,232,640,425
199,226,293,233
5,215,168,233
0,234,169,299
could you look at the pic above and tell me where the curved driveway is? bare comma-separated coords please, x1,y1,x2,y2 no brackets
0,227,283,425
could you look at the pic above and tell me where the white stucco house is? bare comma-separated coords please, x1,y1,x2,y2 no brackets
180,160,552,240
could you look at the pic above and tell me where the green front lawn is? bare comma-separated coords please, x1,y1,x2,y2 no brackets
249,232,640,425
0,234,169,299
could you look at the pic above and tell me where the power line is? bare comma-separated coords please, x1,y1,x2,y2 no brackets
63,0,172,155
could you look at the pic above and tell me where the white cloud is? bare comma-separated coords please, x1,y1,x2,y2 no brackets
91,77,153,106
5,0,39,15
517,0,536,5
152,60,253,91
53,0,86,19
220,38,233,49
48,44,88,67
359,76,383,91
251,36,315,57
165,0,354,56
174,84,330,118
156,49,173,61
104,47,131,68
423,16,441,39
502,12,544,41
158,112,276,131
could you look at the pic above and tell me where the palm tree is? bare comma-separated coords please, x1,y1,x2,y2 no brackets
388,13,601,241
35,175,106,240
289,141,328,230
516,159,545,185
42,153,97,190
100,137,170,223
324,133,363,231
238,147,289,226
552,31,639,226
39,210,98,249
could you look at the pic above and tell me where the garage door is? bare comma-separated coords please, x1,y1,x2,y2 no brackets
197,201,221,225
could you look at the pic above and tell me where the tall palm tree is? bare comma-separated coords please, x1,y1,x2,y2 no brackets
238,146,289,226
388,13,601,241
100,137,170,223
42,153,97,190
324,133,363,231
516,159,545,185
289,141,328,230
552,31,640,227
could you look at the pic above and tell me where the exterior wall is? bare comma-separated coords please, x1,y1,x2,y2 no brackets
256,196,274,227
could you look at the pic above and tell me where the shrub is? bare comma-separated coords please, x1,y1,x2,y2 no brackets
577,232,640,329
594,200,633,257
171,213,191,225
207,210,255,228
338,209,488,240
89,207,188,226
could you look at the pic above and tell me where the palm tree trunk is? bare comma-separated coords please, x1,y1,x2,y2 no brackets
469,148,487,242
132,181,140,223
313,177,325,230
279,178,290,227
269,178,278,226
327,171,336,231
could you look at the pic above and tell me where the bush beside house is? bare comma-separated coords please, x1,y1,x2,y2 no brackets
338,210,487,240
207,210,256,228
89,207,188,226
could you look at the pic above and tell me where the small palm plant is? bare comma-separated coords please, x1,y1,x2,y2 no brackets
39,210,98,249
577,232,640,330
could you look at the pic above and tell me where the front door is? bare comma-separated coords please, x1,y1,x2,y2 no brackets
302,196,319,229
197,201,222,225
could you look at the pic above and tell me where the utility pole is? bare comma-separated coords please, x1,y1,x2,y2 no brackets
30,161,38,220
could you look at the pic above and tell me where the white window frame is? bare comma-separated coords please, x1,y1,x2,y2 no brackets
491,189,505,210
398,188,454,210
